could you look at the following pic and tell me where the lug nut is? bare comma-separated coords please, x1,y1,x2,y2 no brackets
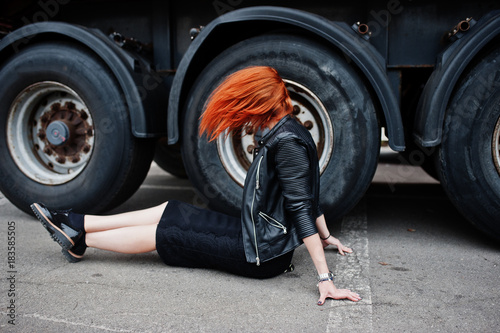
56,157,66,164
76,128,87,135
304,120,314,130
293,105,301,115
43,147,52,155
247,145,255,154
71,156,81,163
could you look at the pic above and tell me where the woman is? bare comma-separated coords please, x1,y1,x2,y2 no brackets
31,66,361,305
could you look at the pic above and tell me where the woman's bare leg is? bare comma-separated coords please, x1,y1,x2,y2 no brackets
84,202,168,233
86,224,157,253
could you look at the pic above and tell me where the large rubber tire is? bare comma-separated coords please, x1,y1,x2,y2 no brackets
438,46,500,240
0,41,154,214
182,34,380,218
153,139,187,178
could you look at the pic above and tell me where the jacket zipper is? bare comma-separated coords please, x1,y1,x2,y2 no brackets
258,212,287,234
250,155,264,266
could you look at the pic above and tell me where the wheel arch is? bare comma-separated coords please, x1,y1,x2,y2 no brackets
413,10,500,147
0,21,164,138
167,6,405,151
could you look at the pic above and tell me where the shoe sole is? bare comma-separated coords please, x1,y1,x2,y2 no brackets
61,248,83,263
30,203,75,250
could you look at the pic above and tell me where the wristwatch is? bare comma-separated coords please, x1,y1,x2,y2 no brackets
317,271,334,283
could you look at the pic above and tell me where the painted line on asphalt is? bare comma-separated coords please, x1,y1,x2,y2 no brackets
22,313,134,332
327,199,373,333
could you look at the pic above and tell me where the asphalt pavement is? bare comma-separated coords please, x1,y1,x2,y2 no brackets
1,150,499,332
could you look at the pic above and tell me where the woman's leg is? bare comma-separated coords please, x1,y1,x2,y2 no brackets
84,202,168,233
86,224,157,254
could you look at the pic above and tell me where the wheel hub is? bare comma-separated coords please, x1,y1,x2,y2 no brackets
46,121,69,146
6,81,94,185
36,101,93,165
217,79,334,187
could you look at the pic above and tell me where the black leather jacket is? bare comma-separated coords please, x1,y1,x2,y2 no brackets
241,115,322,265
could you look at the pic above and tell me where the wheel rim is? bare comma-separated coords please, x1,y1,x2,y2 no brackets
493,115,500,177
7,81,95,185
217,79,334,187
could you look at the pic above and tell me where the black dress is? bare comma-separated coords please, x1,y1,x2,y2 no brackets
155,200,294,279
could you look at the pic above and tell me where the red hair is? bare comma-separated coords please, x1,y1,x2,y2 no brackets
199,66,293,142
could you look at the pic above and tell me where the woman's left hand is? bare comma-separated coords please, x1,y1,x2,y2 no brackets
321,236,352,255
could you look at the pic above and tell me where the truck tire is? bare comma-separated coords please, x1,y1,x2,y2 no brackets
182,34,380,218
0,41,154,214
154,139,187,178
438,46,500,240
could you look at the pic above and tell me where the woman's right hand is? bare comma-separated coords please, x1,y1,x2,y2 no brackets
317,280,362,305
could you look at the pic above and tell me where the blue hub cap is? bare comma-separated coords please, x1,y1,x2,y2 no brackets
46,121,70,146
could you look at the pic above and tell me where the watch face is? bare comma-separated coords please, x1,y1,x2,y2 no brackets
318,271,334,280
